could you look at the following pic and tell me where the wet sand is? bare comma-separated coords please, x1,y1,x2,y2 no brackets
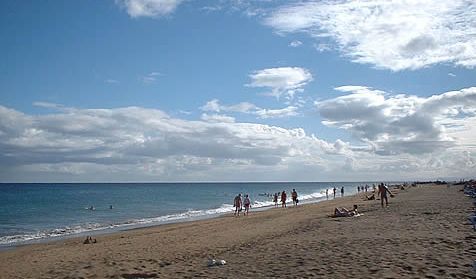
0,184,474,278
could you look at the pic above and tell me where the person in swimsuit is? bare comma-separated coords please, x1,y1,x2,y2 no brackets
291,189,298,206
378,183,392,208
273,193,278,207
243,194,251,215
333,204,358,217
234,194,242,216
281,190,287,208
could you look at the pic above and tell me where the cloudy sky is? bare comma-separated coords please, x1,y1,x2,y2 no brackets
1,0,475,182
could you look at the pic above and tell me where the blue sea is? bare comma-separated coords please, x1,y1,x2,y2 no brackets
0,182,370,247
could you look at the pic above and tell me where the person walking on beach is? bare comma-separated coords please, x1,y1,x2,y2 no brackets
378,183,392,208
291,189,298,206
281,190,287,208
341,186,344,197
243,194,251,215
333,187,336,199
273,193,278,207
234,194,242,216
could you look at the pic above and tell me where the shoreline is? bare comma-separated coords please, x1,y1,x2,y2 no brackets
1,183,358,249
0,189,340,250
1,183,474,278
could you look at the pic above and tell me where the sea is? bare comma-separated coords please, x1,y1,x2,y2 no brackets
0,182,373,248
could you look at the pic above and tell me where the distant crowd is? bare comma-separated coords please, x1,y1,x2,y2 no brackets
233,183,399,217
233,189,299,216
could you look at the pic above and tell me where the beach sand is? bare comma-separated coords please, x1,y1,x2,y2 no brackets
0,184,474,278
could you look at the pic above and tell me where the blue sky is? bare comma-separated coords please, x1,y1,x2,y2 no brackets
1,0,475,182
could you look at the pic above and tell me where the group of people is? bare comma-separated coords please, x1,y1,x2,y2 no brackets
234,189,300,216
362,183,393,208
325,186,345,199
332,182,395,218
357,184,376,193
233,183,397,219
233,194,252,216
272,189,299,208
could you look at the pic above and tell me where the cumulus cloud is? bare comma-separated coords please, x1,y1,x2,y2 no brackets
117,0,183,18
201,99,299,119
1,90,475,182
316,86,476,155
0,104,352,181
200,113,235,123
289,40,302,47
247,67,313,99
264,0,476,71
255,106,298,119
200,99,257,114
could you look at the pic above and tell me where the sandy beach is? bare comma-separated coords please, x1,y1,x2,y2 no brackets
0,184,474,278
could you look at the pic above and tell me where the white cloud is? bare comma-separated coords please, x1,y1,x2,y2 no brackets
201,99,299,119
247,67,313,99
117,0,183,18
448,73,456,77
201,113,235,123
316,86,476,155
264,0,476,71
313,43,331,53
200,99,257,114
255,106,298,119
0,104,354,181
289,40,302,47
141,72,161,83
1,102,474,181
33,102,66,110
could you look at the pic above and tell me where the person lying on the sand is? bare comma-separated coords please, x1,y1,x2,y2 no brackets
365,193,375,200
333,205,358,217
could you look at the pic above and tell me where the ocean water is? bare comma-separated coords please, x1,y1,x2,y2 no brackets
0,182,368,247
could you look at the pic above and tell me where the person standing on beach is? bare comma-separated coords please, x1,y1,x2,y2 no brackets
378,183,392,208
333,187,336,199
273,193,278,207
326,188,329,199
243,194,251,215
291,189,298,206
234,194,242,216
281,190,287,208
341,186,344,197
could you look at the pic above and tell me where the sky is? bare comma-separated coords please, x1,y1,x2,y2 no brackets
0,0,475,182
